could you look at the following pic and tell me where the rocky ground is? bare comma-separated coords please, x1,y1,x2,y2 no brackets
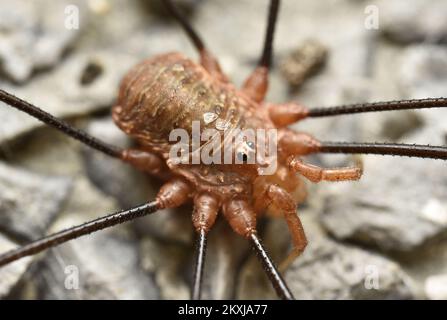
0,0,446,300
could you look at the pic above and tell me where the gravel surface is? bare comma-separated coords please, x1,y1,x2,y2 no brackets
0,0,446,300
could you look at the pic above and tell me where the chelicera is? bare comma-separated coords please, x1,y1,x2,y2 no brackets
0,0,447,300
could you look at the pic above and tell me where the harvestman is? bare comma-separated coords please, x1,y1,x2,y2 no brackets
0,0,447,300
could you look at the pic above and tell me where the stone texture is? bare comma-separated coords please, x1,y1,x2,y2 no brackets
318,40,447,254
425,274,447,300
27,176,159,299
319,153,447,252
83,117,194,245
0,234,32,298
0,0,88,83
378,0,447,44
140,236,190,300
32,232,159,299
83,117,147,208
0,161,72,241
399,45,447,99
238,213,415,299
199,220,250,300
0,0,446,300
0,50,139,143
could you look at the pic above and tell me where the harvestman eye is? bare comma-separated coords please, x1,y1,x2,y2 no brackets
246,141,255,149
237,151,249,163
0,0,446,302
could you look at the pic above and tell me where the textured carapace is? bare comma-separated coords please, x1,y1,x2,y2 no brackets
112,51,313,224
109,45,366,293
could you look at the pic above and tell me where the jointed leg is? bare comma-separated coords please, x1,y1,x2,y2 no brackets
120,148,171,179
0,202,160,267
279,129,322,155
242,0,281,103
250,233,294,300
288,157,363,183
264,184,307,272
278,129,363,182
156,177,192,208
307,98,447,118
0,89,123,158
162,0,228,82
319,142,447,160
267,102,309,127
242,67,269,104
191,193,219,300
277,126,447,161
293,98,447,160
0,177,192,268
223,198,294,300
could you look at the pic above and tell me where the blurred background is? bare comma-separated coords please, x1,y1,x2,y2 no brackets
0,0,447,299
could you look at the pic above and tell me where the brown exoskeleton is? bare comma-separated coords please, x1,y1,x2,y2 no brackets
0,0,446,300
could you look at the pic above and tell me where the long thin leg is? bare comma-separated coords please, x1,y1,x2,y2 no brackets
192,228,207,300
0,177,192,268
308,98,447,118
275,114,447,160
242,0,281,103
318,142,447,160
162,0,228,82
289,156,363,183
222,198,294,300
264,185,307,272
257,0,281,71
121,148,170,179
250,233,294,300
0,201,160,267
267,102,309,127
279,129,322,155
162,0,204,54
191,193,218,300
268,98,447,126
0,89,123,158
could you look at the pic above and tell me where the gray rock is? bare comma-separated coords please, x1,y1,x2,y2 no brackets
83,117,150,208
399,45,447,99
318,42,447,253
320,149,447,252
33,232,159,299
0,234,33,298
390,236,447,299
0,50,139,143
28,176,159,299
140,219,250,300
136,206,194,246
140,237,190,300
425,274,447,300
0,161,72,241
238,214,415,299
280,39,329,90
0,0,88,82
5,126,84,176
378,0,447,44
83,117,194,245
200,220,250,300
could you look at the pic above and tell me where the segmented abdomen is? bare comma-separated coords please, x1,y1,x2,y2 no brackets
112,52,245,153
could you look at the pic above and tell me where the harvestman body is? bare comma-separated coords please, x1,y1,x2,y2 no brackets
0,0,447,300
